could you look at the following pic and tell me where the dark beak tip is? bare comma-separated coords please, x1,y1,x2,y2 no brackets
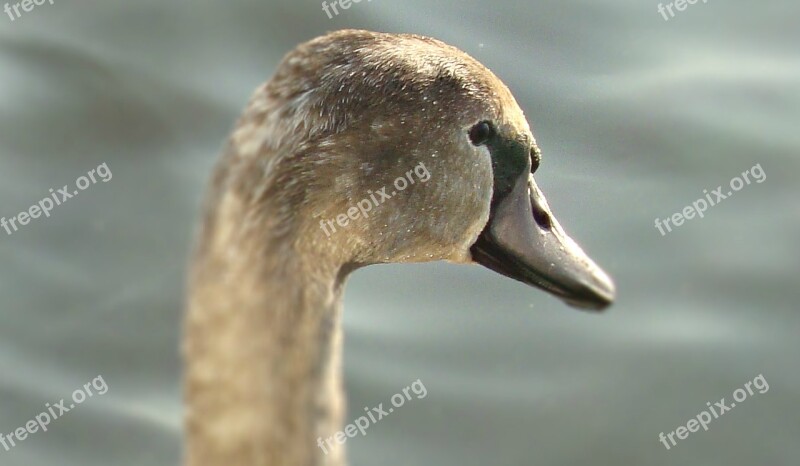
564,292,614,312
563,274,616,312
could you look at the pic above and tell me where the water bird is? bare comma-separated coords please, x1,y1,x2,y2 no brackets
185,29,615,466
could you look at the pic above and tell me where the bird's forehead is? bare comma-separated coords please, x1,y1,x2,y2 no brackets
363,39,498,96
363,40,532,135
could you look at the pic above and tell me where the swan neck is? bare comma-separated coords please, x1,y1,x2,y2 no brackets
185,219,347,466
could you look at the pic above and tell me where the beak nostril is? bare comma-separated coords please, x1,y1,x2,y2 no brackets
532,204,553,231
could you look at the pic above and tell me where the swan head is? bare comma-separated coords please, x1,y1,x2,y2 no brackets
230,29,614,310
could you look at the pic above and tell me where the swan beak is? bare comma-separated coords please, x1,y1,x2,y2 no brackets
471,173,615,311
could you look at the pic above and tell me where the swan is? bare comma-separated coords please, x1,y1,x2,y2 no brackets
185,29,615,466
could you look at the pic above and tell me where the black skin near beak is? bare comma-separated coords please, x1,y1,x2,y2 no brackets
470,131,615,311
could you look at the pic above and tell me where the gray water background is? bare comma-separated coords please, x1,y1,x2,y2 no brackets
0,1,798,465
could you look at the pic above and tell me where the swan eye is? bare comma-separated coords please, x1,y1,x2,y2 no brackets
530,146,542,173
468,121,493,146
